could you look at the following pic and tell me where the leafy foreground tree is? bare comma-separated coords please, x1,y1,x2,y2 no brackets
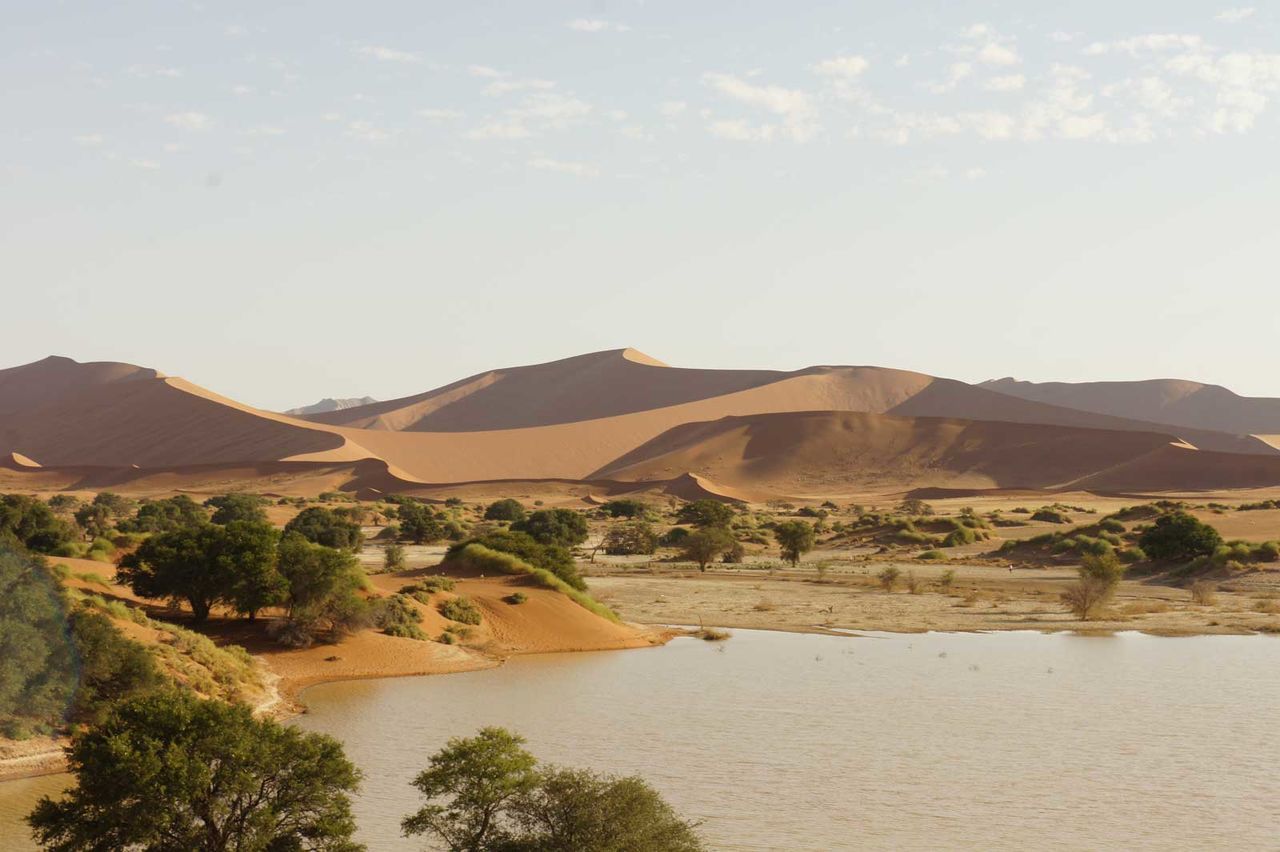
402,727,704,852
27,691,363,852
1138,511,1223,561
680,527,735,571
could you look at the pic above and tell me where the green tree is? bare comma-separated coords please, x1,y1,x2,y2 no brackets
383,542,407,572
1138,512,1223,561
599,499,649,519
506,767,705,852
511,509,588,548
72,503,111,540
398,502,444,545
28,691,363,852
1062,551,1127,620
285,507,364,551
0,546,77,735
483,499,527,523
274,534,368,647
680,527,735,571
602,520,658,556
675,499,735,528
0,494,76,554
65,608,164,725
401,727,540,852
774,521,816,567
222,521,286,620
204,493,269,525
118,495,209,534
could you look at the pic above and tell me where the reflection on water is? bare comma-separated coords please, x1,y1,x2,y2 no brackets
4,631,1279,850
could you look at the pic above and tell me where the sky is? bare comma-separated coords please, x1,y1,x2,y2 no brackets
3,1,1279,410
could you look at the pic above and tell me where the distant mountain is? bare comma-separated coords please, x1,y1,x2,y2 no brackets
284,397,377,416
981,378,1280,437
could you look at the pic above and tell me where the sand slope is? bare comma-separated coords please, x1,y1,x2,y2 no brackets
591,410,1201,494
982,377,1280,437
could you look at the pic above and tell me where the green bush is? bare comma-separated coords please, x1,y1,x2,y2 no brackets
1032,509,1071,524
438,596,482,625
602,520,658,555
917,550,946,560
445,544,618,622
1139,512,1223,561
483,499,527,522
505,592,528,605
447,530,583,590
374,594,427,640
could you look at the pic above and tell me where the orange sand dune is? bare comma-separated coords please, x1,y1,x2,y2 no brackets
590,410,1221,495
1064,442,1280,492
3,352,1278,499
982,376,1280,437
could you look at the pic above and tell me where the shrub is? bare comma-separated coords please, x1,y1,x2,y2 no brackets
447,530,583,590
939,568,956,590
283,507,363,551
917,549,946,561
397,502,444,545
1139,512,1223,561
483,499,527,522
659,527,691,547
878,566,901,591
512,509,589,547
383,542,407,572
905,571,922,594
599,499,649,519
1190,580,1218,605
0,494,77,553
505,592,527,605
374,594,427,640
675,499,735,528
722,541,746,564
773,521,816,566
681,527,736,571
1032,509,1071,524
438,596,482,625
1062,552,1126,620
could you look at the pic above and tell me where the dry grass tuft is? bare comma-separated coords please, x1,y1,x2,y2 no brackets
1190,580,1218,606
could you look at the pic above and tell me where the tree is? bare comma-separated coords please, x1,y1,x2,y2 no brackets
118,495,208,534
402,727,705,852
72,503,111,539
599,499,649,519
204,493,269,525
398,502,444,545
602,521,658,556
0,545,78,735
65,608,164,725
0,494,76,554
1062,551,1127,620
285,507,364,551
117,521,283,622
675,499,734,528
512,509,588,548
402,727,538,851
28,691,363,852
1138,512,1223,561
680,527,735,571
483,499,527,523
274,533,369,647
773,521,816,567
506,768,705,852
895,498,933,516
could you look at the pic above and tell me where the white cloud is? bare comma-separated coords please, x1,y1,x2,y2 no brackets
928,62,973,93
130,158,160,170
74,133,104,146
985,74,1026,92
128,64,183,79
1216,8,1256,23
484,78,555,97
811,55,869,78
509,92,591,125
567,19,629,33
659,100,687,117
465,121,532,140
231,84,254,96
1050,31,1077,44
707,119,775,142
419,108,464,120
346,120,391,142
1085,34,1205,56
964,167,988,180
1165,49,1280,133
703,72,818,141
244,125,285,137
978,42,1021,66
164,111,211,131
356,45,421,64
528,157,600,177
467,65,503,78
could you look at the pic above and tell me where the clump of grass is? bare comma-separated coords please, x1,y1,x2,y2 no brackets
504,592,527,605
445,543,618,622
374,594,428,640
1253,598,1279,614
438,596,482,625
938,569,956,590
917,550,945,561
1190,580,1218,606
905,571,922,594
752,599,777,612
694,626,731,641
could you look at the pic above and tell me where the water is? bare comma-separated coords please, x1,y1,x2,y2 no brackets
4,630,1279,850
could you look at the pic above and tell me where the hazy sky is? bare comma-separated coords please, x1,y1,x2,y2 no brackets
4,1,1279,409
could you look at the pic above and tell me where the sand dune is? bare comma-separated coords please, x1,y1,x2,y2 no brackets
592,410,1213,495
982,377,1280,437
3,351,1279,499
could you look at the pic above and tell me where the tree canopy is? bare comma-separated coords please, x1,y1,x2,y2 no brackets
483,499,527,523
675,499,735,528
511,509,588,548
397,502,444,545
284,507,364,551
773,521,816,566
117,495,209,534
1138,512,1223,561
28,690,363,852
0,494,76,554
205,493,270,525
680,527,736,571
